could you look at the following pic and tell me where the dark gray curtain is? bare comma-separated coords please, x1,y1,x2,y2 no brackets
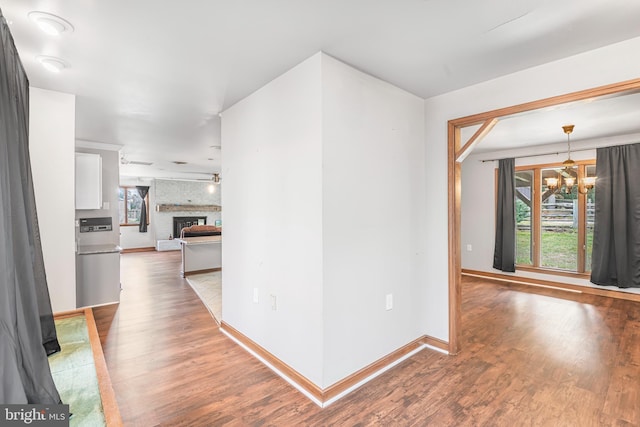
136,185,149,232
0,9,61,403
591,143,640,288
493,158,516,272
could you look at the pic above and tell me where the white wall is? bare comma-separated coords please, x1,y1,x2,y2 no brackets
424,35,640,341
222,53,325,386
120,222,156,249
321,55,426,386
29,88,76,313
223,52,427,389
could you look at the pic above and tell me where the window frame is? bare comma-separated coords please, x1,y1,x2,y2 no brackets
119,186,150,227
512,159,595,278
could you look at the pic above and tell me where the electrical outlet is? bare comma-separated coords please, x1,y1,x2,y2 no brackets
253,288,259,304
270,294,277,311
385,294,393,311
466,244,472,251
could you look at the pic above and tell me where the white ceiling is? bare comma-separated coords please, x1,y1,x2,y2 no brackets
3,0,640,179
463,90,640,154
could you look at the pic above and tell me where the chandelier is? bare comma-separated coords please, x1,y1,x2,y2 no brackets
545,125,596,194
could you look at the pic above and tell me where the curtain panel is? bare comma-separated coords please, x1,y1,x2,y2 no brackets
136,185,149,232
493,158,516,272
591,143,640,288
0,9,61,403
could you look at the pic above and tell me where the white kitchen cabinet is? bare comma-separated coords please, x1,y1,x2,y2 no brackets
75,152,102,209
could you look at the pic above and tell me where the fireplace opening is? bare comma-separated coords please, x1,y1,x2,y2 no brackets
173,216,207,239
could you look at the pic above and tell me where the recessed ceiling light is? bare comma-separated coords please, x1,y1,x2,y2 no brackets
36,55,68,73
28,11,74,36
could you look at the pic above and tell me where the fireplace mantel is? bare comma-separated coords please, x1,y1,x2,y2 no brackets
156,204,221,212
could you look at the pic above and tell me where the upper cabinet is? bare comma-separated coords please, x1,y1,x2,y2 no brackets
75,152,102,209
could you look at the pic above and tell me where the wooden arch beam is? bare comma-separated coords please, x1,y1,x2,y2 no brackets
455,118,498,163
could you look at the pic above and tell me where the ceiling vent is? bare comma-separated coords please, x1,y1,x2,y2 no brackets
120,156,153,166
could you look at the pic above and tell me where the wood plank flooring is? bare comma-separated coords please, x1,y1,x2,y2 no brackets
93,251,640,426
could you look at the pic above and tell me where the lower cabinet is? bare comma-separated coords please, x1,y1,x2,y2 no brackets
76,248,121,307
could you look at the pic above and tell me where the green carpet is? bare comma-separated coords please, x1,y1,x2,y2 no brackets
49,315,106,427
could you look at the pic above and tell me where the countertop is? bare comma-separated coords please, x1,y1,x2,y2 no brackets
77,243,122,255
176,236,222,246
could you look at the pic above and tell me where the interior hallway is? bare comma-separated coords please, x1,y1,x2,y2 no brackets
93,251,640,426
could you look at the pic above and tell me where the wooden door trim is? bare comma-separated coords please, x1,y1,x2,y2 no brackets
455,118,499,163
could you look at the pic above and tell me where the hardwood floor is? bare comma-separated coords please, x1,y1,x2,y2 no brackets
93,252,640,426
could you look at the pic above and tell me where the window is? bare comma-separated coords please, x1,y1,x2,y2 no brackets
119,186,149,226
515,170,533,265
514,161,595,275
